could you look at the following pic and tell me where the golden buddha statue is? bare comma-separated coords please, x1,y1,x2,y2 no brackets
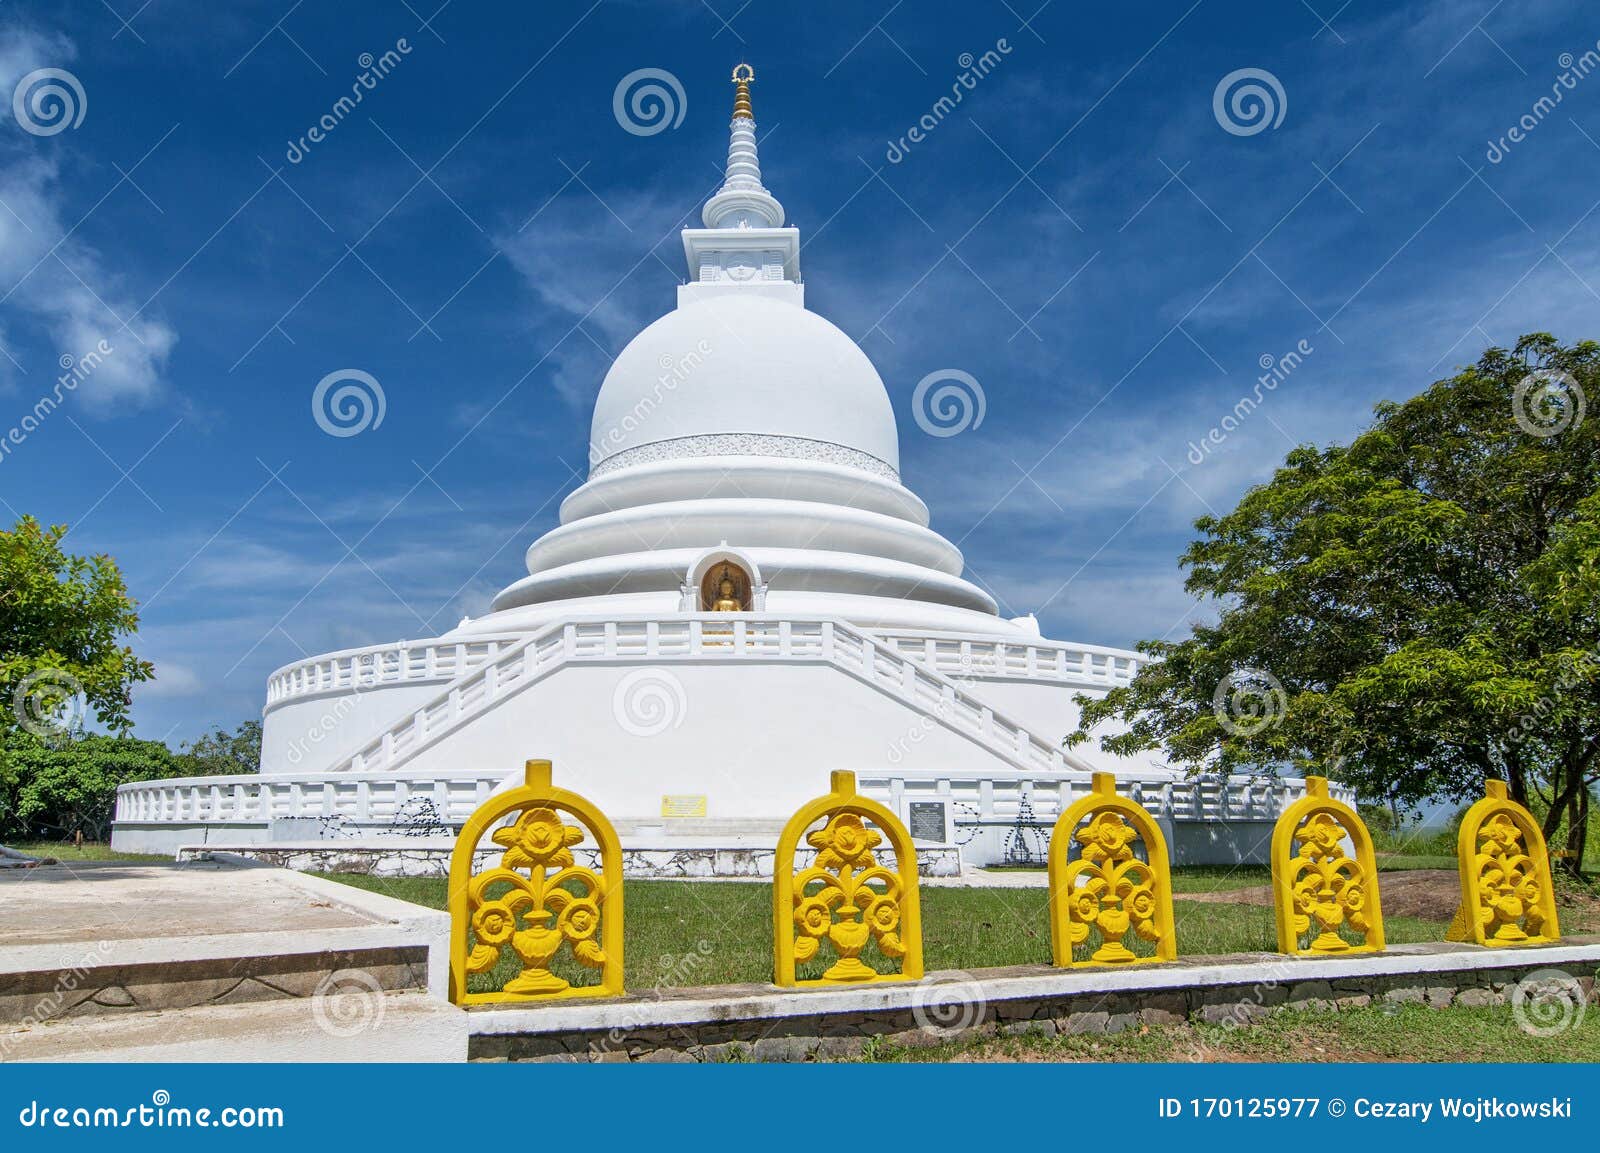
711,566,742,612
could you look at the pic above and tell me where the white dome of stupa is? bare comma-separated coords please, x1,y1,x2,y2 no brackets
466,63,1018,637
590,294,899,477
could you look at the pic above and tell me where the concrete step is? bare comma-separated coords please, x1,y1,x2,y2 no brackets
0,940,431,1028
0,860,450,1030
0,989,466,1062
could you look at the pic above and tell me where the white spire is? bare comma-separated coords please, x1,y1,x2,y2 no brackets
703,64,784,229
679,64,801,303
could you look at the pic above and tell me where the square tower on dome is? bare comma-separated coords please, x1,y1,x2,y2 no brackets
680,64,802,307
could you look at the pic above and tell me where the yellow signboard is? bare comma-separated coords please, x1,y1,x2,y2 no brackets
660,794,707,818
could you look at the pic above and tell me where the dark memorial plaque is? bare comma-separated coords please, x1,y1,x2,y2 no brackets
907,801,947,843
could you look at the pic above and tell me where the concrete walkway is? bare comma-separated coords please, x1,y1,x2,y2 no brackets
0,859,465,1061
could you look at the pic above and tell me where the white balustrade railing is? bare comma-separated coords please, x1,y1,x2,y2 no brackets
317,615,1101,779
264,636,523,706
262,623,1144,709
114,769,513,828
873,631,1142,687
856,771,1354,825
116,764,1352,835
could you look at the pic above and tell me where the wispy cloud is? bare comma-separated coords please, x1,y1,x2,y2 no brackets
0,27,176,410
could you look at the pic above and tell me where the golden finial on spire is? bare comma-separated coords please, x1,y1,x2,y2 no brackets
731,63,754,119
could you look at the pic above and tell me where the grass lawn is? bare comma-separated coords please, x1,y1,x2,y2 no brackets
319,872,1453,991
1377,853,1458,871
1166,864,1269,893
5,841,168,863
849,1001,1600,1063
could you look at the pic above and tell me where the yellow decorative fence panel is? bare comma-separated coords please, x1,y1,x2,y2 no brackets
447,759,624,1005
1047,772,1177,967
1446,779,1561,947
773,770,924,988
1270,776,1384,955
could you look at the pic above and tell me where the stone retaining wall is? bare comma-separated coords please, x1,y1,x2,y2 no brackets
180,842,963,879
466,937,1600,1062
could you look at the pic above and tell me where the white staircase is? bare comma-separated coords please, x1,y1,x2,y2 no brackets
316,615,1101,780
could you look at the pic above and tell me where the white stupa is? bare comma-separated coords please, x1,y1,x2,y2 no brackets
114,68,1331,870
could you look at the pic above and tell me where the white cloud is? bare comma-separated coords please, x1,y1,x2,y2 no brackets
139,660,205,699
0,27,177,410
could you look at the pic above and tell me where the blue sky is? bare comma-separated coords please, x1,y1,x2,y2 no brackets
1,0,1596,746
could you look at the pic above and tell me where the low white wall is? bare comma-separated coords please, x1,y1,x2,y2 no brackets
389,660,1045,823
261,681,444,774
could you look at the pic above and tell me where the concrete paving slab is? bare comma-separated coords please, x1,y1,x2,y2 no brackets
0,860,453,1003
1,990,467,1062
0,860,373,945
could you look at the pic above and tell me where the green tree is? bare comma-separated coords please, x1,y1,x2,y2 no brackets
171,720,261,777
0,731,175,841
1070,334,1600,874
1,516,153,737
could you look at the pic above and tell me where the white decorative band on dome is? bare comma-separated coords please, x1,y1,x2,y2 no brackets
591,433,900,481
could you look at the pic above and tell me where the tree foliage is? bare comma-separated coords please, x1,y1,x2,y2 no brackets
172,720,262,777
0,731,176,841
1070,334,1600,872
1,515,152,737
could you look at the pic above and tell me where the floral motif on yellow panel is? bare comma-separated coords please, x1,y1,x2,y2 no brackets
447,760,624,1004
1270,778,1384,956
1048,773,1177,967
774,771,923,987
1447,780,1560,947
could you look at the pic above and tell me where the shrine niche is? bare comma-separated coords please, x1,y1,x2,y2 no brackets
700,561,752,612
681,546,766,612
